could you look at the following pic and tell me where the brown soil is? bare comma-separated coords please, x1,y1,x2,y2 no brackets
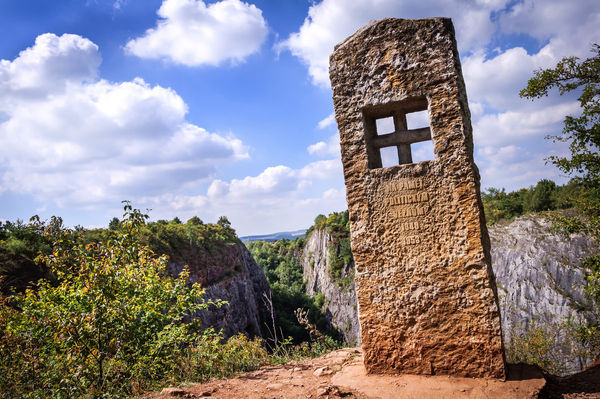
148,348,600,399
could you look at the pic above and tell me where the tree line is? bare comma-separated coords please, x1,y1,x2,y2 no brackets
481,178,588,225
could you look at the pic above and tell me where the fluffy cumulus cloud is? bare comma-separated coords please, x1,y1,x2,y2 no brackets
139,159,346,235
0,33,247,207
283,0,600,191
307,134,340,158
476,142,570,191
125,0,268,66
207,159,341,201
309,113,340,158
281,0,508,87
498,0,600,47
317,113,336,129
472,102,580,147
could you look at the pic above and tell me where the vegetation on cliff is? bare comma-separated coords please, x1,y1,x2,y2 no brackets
520,43,600,364
0,213,239,297
482,178,588,225
247,238,337,345
308,211,353,287
246,211,357,349
0,204,269,398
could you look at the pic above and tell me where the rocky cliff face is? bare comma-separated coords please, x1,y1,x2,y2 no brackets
301,229,360,345
489,214,598,374
168,242,271,340
303,214,598,373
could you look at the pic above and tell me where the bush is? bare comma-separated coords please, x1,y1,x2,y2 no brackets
182,332,269,382
505,318,577,376
0,219,53,294
0,203,267,398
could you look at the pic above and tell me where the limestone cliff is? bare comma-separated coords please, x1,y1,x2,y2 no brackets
300,228,360,345
167,242,271,340
489,214,598,374
302,214,598,373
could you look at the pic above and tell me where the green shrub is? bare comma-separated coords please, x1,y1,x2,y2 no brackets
0,219,53,294
503,306,595,376
328,237,352,284
182,332,269,382
0,203,267,398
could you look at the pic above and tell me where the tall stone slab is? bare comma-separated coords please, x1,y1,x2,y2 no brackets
329,18,505,378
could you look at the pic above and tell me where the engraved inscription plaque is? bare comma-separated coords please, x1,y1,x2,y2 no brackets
329,18,506,378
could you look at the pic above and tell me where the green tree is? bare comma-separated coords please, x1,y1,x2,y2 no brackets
521,44,600,362
108,217,120,230
526,179,557,212
520,44,600,187
217,216,231,228
247,238,335,345
0,204,224,397
187,216,204,225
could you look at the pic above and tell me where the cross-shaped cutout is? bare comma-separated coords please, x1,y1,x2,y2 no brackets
363,97,432,169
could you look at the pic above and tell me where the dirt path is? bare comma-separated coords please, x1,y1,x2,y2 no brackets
150,348,368,399
149,348,600,399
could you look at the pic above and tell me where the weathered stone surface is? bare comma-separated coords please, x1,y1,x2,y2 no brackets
329,18,505,377
302,213,599,374
301,228,360,345
168,242,271,339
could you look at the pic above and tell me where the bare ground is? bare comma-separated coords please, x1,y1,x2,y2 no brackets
148,348,600,399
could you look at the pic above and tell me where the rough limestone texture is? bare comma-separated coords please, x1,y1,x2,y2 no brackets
490,215,599,374
168,243,271,340
329,18,505,377
301,228,360,345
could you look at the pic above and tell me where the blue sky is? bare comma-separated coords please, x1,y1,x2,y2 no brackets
0,0,599,236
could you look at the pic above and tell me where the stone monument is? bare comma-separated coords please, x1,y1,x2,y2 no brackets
329,18,505,378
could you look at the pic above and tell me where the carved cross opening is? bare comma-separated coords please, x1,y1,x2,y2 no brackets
363,97,432,169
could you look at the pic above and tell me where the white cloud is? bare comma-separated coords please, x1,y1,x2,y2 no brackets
113,0,127,10
298,159,341,180
0,33,100,106
462,43,590,111
141,159,345,235
307,134,340,157
207,159,342,201
208,165,299,200
307,141,328,156
280,0,510,87
473,101,580,147
317,113,335,129
477,144,570,191
125,0,268,66
499,0,600,47
0,33,247,207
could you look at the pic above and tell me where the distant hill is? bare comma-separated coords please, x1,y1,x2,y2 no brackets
240,229,307,243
